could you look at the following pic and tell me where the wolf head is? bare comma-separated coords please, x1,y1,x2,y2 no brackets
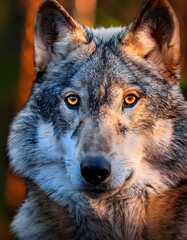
8,0,187,202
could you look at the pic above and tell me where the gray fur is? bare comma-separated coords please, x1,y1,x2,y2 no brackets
8,0,187,239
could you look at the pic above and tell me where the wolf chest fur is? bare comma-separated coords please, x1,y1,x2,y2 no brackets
8,0,187,239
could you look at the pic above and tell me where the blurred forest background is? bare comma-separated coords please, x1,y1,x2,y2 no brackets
0,0,187,239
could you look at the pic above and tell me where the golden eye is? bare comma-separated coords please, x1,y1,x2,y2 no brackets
65,95,80,108
124,94,138,106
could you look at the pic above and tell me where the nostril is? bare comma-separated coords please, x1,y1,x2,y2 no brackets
80,155,111,185
97,168,110,180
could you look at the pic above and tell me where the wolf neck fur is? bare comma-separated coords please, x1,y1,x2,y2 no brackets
30,184,148,240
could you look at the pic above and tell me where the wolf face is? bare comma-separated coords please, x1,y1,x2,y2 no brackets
8,1,187,239
8,0,187,207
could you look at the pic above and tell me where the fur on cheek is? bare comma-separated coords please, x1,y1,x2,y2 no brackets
37,123,63,160
152,119,173,150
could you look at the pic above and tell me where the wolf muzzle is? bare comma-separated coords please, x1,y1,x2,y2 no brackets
80,155,111,186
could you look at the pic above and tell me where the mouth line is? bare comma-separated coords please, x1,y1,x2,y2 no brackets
86,188,107,194
125,170,134,182
78,170,134,196
79,186,117,196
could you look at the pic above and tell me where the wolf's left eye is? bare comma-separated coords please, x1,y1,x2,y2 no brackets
124,94,138,107
65,95,80,108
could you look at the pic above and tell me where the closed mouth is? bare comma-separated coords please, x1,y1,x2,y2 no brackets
84,188,112,199
79,170,134,197
86,188,107,194
80,186,118,199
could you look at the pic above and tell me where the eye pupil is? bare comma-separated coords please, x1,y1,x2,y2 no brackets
66,95,79,107
124,94,138,106
126,96,135,103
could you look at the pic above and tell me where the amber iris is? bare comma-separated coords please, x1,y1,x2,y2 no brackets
66,95,79,107
124,94,137,106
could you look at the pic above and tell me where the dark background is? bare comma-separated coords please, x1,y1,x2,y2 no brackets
0,0,186,239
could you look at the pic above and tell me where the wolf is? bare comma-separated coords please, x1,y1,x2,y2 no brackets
8,0,187,239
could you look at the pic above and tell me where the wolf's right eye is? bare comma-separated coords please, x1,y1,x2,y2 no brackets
65,95,80,108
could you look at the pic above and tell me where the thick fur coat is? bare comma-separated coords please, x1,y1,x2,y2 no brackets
8,0,187,239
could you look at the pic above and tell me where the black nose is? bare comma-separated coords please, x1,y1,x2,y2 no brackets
80,155,111,186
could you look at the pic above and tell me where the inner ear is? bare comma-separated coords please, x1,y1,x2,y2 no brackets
34,0,87,72
131,1,175,47
38,9,64,47
36,1,79,48
122,0,181,81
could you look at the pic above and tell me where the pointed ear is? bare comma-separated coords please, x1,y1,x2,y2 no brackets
34,0,87,72
122,0,181,80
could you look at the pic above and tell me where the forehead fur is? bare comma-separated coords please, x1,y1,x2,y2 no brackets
91,27,125,44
